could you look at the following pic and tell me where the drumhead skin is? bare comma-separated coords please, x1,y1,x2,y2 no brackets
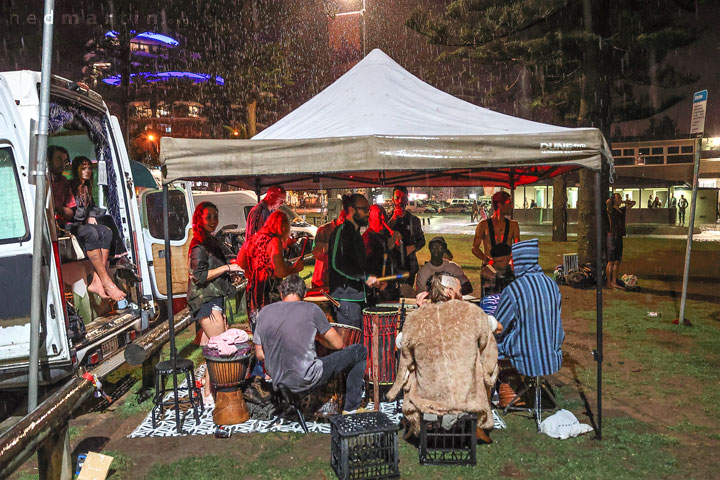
376,303,419,310
362,307,399,315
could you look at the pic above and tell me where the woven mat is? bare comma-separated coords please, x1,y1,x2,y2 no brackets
128,366,505,438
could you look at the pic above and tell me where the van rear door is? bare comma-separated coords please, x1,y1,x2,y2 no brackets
139,187,193,303
0,147,71,379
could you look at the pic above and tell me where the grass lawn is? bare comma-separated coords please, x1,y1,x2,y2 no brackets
11,234,719,479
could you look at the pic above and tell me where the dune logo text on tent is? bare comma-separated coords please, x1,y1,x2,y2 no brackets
540,142,587,154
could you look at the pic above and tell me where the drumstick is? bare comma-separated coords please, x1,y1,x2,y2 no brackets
484,263,497,274
375,272,410,283
320,290,341,308
287,252,314,264
382,219,395,236
382,219,404,248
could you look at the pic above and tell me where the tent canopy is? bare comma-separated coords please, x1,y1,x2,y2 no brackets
161,49,612,189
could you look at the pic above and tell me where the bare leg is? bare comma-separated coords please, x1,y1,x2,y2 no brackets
86,249,126,302
612,261,625,289
605,261,613,289
198,309,227,398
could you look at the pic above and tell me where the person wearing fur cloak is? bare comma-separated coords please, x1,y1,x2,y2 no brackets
388,273,500,441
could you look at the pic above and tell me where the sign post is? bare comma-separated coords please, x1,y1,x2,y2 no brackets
677,89,707,326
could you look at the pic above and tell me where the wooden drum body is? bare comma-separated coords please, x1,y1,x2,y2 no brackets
362,307,399,385
203,344,253,425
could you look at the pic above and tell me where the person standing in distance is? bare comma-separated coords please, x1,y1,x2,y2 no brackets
245,185,286,241
472,191,520,294
605,193,635,289
678,194,689,226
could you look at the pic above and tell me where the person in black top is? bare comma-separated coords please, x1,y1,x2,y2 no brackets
472,191,520,294
363,204,401,302
187,201,243,402
328,194,379,328
605,193,635,289
65,156,128,302
387,186,425,294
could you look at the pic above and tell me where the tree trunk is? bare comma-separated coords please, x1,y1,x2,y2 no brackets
577,0,612,265
552,174,568,242
247,99,257,137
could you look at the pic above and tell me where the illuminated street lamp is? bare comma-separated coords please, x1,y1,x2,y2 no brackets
337,0,367,57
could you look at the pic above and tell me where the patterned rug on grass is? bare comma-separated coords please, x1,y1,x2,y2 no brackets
128,366,505,438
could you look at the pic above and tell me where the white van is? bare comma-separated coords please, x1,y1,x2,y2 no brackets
0,71,192,389
191,190,318,258
441,198,473,213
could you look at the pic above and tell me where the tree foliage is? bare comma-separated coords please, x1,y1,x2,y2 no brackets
407,0,701,129
82,0,297,142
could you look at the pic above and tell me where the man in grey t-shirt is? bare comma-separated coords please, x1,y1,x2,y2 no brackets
254,275,367,413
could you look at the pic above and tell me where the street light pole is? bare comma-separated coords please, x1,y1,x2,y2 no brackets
28,0,56,412
361,0,366,57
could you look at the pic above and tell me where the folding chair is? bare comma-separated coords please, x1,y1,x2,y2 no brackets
502,375,558,432
275,384,310,433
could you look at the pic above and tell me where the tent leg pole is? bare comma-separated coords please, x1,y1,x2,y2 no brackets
594,171,603,440
162,185,176,365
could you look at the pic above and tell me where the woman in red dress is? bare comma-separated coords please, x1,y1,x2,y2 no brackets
237,210,304,331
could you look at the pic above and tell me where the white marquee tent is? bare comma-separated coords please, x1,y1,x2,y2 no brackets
159,49,611,438
160,49,612,190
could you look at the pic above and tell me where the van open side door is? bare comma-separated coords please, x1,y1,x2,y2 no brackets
139,186,193,312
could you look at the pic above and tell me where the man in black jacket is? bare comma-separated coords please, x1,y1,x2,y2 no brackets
387,186,425,293
329,194,379,328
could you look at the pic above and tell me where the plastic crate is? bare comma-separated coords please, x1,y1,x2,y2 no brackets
330,411,400,480
419,414,477,466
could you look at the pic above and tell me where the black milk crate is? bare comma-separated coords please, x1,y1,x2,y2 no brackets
419,413,477,466
330,411,400,480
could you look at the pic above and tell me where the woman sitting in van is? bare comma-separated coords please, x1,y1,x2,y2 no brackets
187,201,244,404
237,210,304,331
66,156,127,302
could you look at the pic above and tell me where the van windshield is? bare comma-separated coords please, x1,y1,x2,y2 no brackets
0,147,29,243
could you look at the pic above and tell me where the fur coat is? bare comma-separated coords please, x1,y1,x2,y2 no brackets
387,299,499,435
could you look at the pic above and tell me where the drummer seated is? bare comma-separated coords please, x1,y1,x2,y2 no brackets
414,236,472,296
253,275,368,414
389,273,500,443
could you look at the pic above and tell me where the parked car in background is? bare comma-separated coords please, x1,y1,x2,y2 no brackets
440,198,473,213
405,200,428,214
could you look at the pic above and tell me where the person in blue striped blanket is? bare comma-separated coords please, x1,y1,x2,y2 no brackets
494,239,564,400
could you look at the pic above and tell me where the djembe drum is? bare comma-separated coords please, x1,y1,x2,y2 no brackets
202,342,253,425
315,323,362,358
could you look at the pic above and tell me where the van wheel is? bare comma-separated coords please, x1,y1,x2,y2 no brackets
149,299,168,325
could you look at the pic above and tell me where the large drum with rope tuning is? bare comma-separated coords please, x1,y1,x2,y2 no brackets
362,307,400,385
